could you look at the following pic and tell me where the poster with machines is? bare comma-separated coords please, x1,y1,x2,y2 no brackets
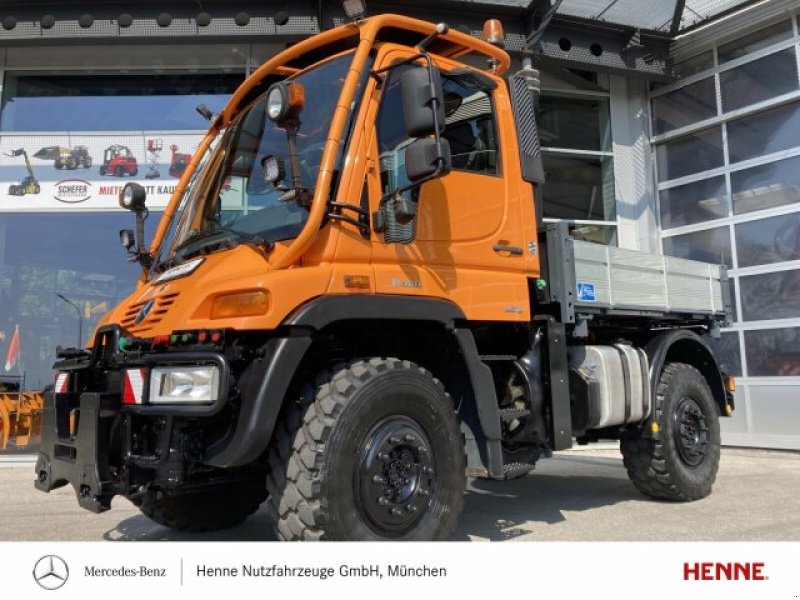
0,131,205,211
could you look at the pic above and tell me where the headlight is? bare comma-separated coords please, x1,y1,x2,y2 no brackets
118,182,146,211
267,86,285,121
265,82,305,124
149,365,220,404
262,155,285,184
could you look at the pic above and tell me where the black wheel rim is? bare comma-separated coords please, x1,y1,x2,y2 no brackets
672,396,708,467
356,416,435,536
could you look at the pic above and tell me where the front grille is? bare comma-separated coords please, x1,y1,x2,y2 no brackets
120,292,180,334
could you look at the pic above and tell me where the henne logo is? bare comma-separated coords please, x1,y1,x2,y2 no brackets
683,561,766,581
33,555,69,590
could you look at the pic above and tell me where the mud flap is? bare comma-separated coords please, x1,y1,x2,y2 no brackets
34,391,119,513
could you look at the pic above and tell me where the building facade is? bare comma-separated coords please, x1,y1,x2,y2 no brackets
0,0,797,449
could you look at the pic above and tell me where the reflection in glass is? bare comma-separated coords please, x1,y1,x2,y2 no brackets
731,155,800,215
745,326,800,376
720,48,798,113
541,153,616,221
673,51,714,77
740,270,800,321
569,223,617,245
659,176,727,229
0,212,160,390
727,101,800,164
656,127,723,181
538,95,611,151
718,20,793,63
735,212,800,267
651,77,716,135
662,226,732,267
707,331,742,376
1,72,241,132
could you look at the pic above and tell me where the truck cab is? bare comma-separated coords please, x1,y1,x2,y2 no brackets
35,12,734,541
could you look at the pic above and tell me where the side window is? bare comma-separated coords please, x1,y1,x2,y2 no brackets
376,65,499,198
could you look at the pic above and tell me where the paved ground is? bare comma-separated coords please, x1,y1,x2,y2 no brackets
0,448,797,541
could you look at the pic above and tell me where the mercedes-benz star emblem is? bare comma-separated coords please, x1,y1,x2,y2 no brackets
33,555,69,590
134,299,155,325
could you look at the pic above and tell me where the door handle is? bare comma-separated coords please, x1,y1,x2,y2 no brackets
492,244,523,256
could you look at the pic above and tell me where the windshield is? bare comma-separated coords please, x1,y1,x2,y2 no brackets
164,52,355,262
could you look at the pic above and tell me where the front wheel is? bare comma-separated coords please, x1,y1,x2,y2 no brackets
266,358,465,541
621,362,721,501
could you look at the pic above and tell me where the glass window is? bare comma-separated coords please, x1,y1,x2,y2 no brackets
659,176,727,229
656,127,723,181
720,48,798,113
727,101,800,164
377,65,501,197
170,53,357,254
745,326,800,376
673,51,714,77
735,212,800,267
731,155,800,215
718,20,793,63
707,331,742,376
0,72,242,132
541,153,615,221
740,270,800,321
538,95,611,151
0,212,160,391
662,226,732,267
651,77,717,135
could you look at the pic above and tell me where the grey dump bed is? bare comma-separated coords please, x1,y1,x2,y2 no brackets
572,241,728,315
539,223,732,324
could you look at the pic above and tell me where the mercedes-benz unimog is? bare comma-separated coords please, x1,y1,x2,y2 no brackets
34,8,735,541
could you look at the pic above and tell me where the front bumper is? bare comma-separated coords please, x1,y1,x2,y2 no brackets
34,325,234,512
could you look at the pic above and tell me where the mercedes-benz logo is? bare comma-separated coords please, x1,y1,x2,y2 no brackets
134,299,155,325
33,555,69,590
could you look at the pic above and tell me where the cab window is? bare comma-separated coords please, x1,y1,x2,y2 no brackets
376,65,500,197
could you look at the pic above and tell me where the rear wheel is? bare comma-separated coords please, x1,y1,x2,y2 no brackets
266,358,465,541
621,362,721,501
136,479,267,533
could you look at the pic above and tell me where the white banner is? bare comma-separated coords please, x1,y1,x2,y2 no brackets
0,131,205,211
0,541,796,598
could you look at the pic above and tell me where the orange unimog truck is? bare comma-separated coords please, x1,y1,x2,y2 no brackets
34,9,734,541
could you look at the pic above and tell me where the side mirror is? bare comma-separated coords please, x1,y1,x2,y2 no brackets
401,66,445,138
119,229,135,251
405,137,451,182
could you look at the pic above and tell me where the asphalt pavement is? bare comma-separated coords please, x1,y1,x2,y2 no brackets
0,448,797,541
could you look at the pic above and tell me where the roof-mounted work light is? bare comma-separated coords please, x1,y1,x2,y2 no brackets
342,0,367,21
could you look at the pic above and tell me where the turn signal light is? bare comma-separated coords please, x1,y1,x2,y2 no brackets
482,19,504,48
211,290,269,319
725,375,736,392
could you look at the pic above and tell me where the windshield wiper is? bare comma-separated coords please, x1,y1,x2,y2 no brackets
171,227,274,264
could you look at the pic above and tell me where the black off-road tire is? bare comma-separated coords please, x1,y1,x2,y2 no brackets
266,358,466,541
621,362,721,501
136,479,267,533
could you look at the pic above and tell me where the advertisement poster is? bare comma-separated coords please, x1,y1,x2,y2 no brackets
0,132,204,211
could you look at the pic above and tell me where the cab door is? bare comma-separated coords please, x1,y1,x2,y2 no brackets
367,50,530,321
